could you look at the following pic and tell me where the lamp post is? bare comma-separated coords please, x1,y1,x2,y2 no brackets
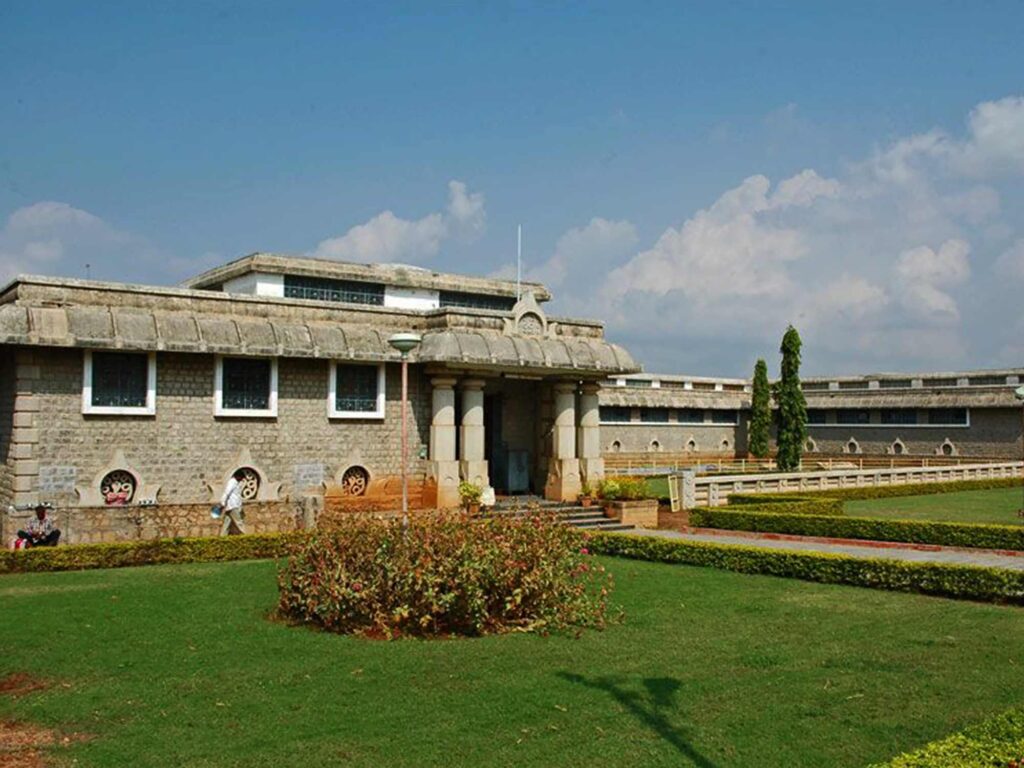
1015,385,1024,518
388,333,422,527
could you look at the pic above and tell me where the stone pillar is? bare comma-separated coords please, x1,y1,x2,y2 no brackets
11,351,42,508
428,377,460,508
577,382,604,488
459,379,490,490
544,381,582,502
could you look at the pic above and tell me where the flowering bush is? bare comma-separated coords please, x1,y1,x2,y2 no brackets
277,511,613,638
597,479,622,500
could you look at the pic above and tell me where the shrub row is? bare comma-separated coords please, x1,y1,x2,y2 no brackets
870,705,1024,767
0,533,306,574
729,476,1022,505
689,507,1024,552
726,496,845,516
586,532,1024,604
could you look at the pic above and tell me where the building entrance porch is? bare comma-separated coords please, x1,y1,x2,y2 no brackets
426,373,605,507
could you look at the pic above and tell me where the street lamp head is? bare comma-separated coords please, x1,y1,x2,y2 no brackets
388,332,422,356
1015,385,1024,401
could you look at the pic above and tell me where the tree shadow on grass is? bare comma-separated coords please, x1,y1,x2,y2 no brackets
556,672,719,768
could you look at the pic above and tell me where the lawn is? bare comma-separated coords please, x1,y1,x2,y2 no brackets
846,486,1024,526
2,558,1023,767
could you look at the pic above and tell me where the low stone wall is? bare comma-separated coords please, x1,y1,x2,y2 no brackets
670,461,1023,510
3,501,307,546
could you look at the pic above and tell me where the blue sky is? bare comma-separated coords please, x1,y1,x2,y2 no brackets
2,1,1024,376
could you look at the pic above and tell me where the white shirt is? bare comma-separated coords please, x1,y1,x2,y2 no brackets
221,477,244,512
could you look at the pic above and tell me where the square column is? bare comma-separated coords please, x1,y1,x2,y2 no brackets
459,379,490,490
577,382,604,487
428,377,460,508
544,381,582,502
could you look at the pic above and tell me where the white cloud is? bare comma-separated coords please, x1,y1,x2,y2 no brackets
994,238,1024,280
311,180,486,263
0,201,156,285
566,96,1024,373
604,173,828,305
529,217,637,289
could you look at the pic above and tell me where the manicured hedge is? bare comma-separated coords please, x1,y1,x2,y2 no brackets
689,507,1024,552
587,532,1024,604
870,705,1024,767
729,476,1022,505
0,533,306,574
726,496,844,515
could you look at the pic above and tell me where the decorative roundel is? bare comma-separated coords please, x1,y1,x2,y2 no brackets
891,440,905,455
721,438,731,451
650,440,661,452
101,470,136,506
846,439,860,454
236,467,261,500
517,312,544,336
805,438,817,453
341,466,370,496
610,440,622,453
940,440,956,457
686,438,698,453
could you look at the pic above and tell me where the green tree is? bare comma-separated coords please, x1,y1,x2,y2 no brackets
748,358,772,458
774,325,807,471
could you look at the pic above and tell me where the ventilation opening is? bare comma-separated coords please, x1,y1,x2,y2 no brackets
341,465,370,496
234,467,261,500
805,438,817,453
101,470,136,506
610,440,622,453
721,438,731,451
846,439,860,454
649,440,661,452
891,440,905,455
686,439,697,453
940,441,955,457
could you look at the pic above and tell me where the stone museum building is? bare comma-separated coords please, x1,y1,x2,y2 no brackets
1,251,1022,533
599,369,1024,460
0,254,639,516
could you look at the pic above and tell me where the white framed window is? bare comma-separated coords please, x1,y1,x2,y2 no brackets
82,350,157,415
215,356,278,418
329,362,385,419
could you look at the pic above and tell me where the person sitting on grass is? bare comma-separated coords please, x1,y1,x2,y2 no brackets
17,505,61,548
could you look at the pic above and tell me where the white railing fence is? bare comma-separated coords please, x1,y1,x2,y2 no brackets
666,461,1023,511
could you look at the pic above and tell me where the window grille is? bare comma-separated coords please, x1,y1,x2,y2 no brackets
438,291,515,311
222,358,271,411
836,409,871,425
881,409,918,425
284,275,385,305
928,408,968,425
91,352,148,408
334,365,380,413
599,406,632,423
639,407,669,423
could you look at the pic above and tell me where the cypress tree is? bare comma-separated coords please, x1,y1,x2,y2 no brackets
775,325,807,471
748,358,771,458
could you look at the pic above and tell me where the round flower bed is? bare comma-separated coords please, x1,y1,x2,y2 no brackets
277,511,613,639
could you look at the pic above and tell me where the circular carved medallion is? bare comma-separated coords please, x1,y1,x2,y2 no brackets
341,466,369,496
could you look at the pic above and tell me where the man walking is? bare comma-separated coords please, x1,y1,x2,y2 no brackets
219,469,247,536
17,505,61,547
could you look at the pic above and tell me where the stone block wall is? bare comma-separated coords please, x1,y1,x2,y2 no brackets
602,423,744,455
0,348,13,506
806,408,1023,458
12,347,430,507
2,500,305,545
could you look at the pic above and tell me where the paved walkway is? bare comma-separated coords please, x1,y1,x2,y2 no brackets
626,527,1024,571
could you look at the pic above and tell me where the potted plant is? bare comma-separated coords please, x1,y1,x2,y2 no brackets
458,481,483,514
596,479,621,515
578,481,594,508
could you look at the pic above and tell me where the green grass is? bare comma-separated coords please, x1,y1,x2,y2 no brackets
644,476,669,499
2,559,1024,766
846,486,1024,526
